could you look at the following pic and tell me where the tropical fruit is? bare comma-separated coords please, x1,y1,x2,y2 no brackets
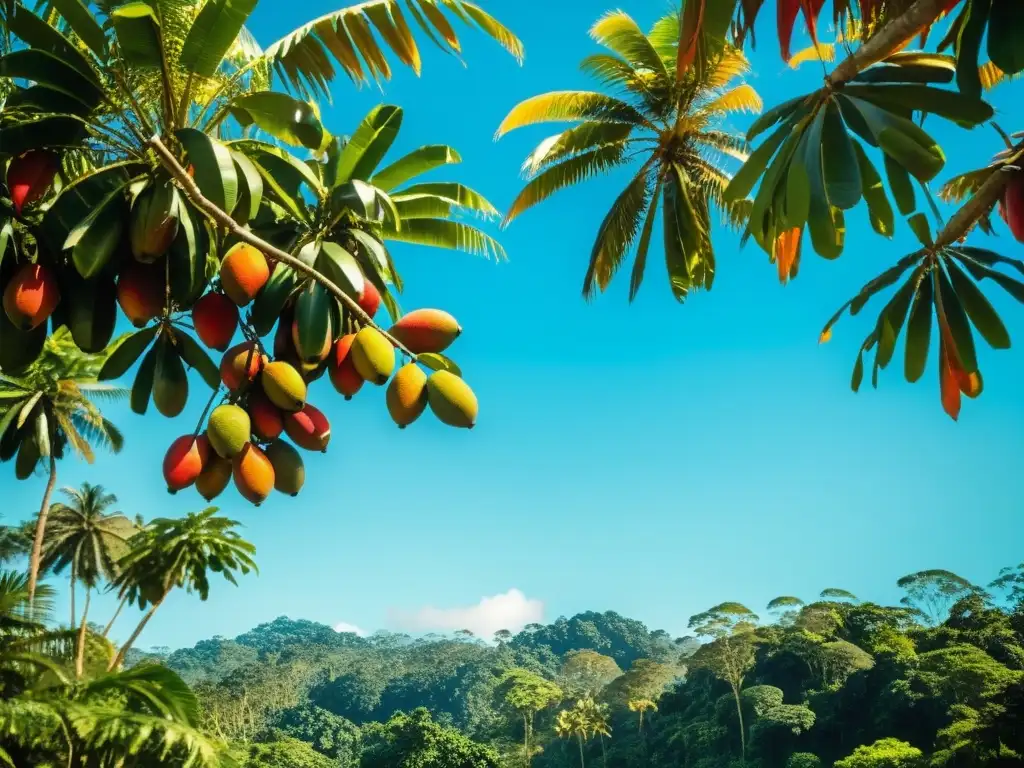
389,309,461,354
264,440,305,496
130,180,179,262
3,263,60,330
163,435,210,493
426,371,478,429
248,390,284,441
1004,172,1024,242
351,327,395,385
283,403,331,452
206,404,251,458
7,150,57,214
67,275,117,353
357,281,381,318
220,342,266,390
232,443,275,505
152,344,188,418
15,435,40,480
261,361,307,412
0,308,46,374
117,262,164,327
386,363,428,428
328,334,364,399
196,455,232,501
192,292,238,350
220,243,270,306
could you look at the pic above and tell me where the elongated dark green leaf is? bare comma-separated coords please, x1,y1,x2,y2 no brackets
317,241,365,297
957,259,1024,303
4,84,90,116
785,137,811,229
945,257,1010,348
110,2,162,68
34,410,50,459
845,84,994,126
748,128,804,248
904,271,932,382
746,95,808,142
50,0,108,59
416,353,461,377
174,330,220,388
229,91,326,151
803,105,844,259
852,140,894,236
840,95,944,180
175,129,238,213
851,347,865,392
168,199,209,309
249,262,297,337
0,49,102,108
935,264,979,372
821,99,861,209
180,0,258,77
394,182,498,217
907,213,933,246
293,281,331,361
725,118,795,203
883,154,916,215
953,246,1024,276
335,105,403,183
0,115,84,155
371,145,461,192
230,150,263,224
956,0,991,98
876,271,919,369
99,327,159,380
8,5,101,85
130,345,159,415
988,0,1024,74
629,177,662,302
852,62,955,84
64,183,129,279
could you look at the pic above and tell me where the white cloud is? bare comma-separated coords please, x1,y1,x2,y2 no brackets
388,589,544,639
333,621,367,636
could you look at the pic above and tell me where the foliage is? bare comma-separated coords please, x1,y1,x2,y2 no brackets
360,707,500,768
833,738,925,768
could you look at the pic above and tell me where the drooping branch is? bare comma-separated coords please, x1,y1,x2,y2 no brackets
147,135,418,361
933,143,1024,247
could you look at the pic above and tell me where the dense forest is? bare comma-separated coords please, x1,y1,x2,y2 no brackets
124,564,1024,768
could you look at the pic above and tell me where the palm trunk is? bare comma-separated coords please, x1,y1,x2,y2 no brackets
600,734,606,768
69,563,76,627
639,709,644,733
27,454,57,612
75,587,91,677
733,685,747,762
102,594,129,638
522,713,530,767
577,734,585,768
108,593,165,671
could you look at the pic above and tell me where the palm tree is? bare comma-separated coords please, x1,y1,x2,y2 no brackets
109,507,257,670
0,329,127,607
555,700,592,768
628,697,657,733
40,484,137,676
497,10,760,303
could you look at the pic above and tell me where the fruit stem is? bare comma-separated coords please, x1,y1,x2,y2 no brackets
147,135,419,362
193,385,223,438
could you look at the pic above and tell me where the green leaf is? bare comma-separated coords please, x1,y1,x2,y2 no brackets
956,0,991,98
0,115,84,156
988,0,1024,75
49,0,108,60
64,183,130,279
249,262,297,337
839,95,945,181
852,62,955,84
228,91,327,151
349,229,397,289
803,105,844,259
417,353,462,377
851,348,865,392
944,257,1010,349
371,145,462,192
725,118,795,203
852,140,895,236
4,84,91,117
383,219,506,259
233,139,323,200
293,281,332,361
130,345,159,415
168,199,209,308
907,213,933,246
16,393,42,430
229,150,264,224
629,177,662,302
785,149,811,229
335,105,404,183
845,84,994,126
175,129,238,214
34,409,50,459
179,0,258,77
746,94,808,141
884,154,916,215
99,327,159,381
876,271,919,369
0,49,102,109
935,264,979,373
317,241,365,297
174,330,221,389
820,99,862,209
395,182,499,217
8,5,102,84
904,271,933,383
110,2,162,68
746,128,805,248
0,221,13,268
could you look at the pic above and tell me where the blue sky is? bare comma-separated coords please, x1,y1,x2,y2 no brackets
7,0,1024,649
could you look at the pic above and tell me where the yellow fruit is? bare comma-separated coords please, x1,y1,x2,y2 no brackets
232,443,275,506
206,404,251,458
386,363,428,428
264,440,305,496
220,242,270,306
351,327,395,385
426,371,478,429
260,360,307,412
195,455,232,501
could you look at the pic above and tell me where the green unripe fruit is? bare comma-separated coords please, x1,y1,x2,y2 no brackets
264,440,305,496
152,345,189,418
206,404,251,458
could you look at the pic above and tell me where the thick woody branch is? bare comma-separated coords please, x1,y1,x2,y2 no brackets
147,135,418,361
934,141,1024,248
828,0,952,85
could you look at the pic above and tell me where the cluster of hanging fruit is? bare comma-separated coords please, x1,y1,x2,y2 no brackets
2,152,479,508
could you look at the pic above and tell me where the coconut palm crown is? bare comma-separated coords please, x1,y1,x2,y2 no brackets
497,10,761,302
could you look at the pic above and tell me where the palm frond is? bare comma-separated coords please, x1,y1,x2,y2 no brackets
704,48,751,89
521,122,635,175
788,43,837,69
696,130,750,162
590,11,669,80
496,91,650,137
583,164,653,298
383,219,506,259
393,182,499,218
699,84,762,116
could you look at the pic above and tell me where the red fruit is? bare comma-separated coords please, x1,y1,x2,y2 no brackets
283,403,331,452
192,292,239,351
1003,172,1024,242
3,263,60,330
7,151,58,214
328,333,364,400
117,262,164,327
220,341,266,391
389,309,462,354
163,434,211,493
248,390,284,441
357,281,381,318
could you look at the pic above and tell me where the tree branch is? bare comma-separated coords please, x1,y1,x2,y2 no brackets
147,135,418,361
934,146,1023,248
